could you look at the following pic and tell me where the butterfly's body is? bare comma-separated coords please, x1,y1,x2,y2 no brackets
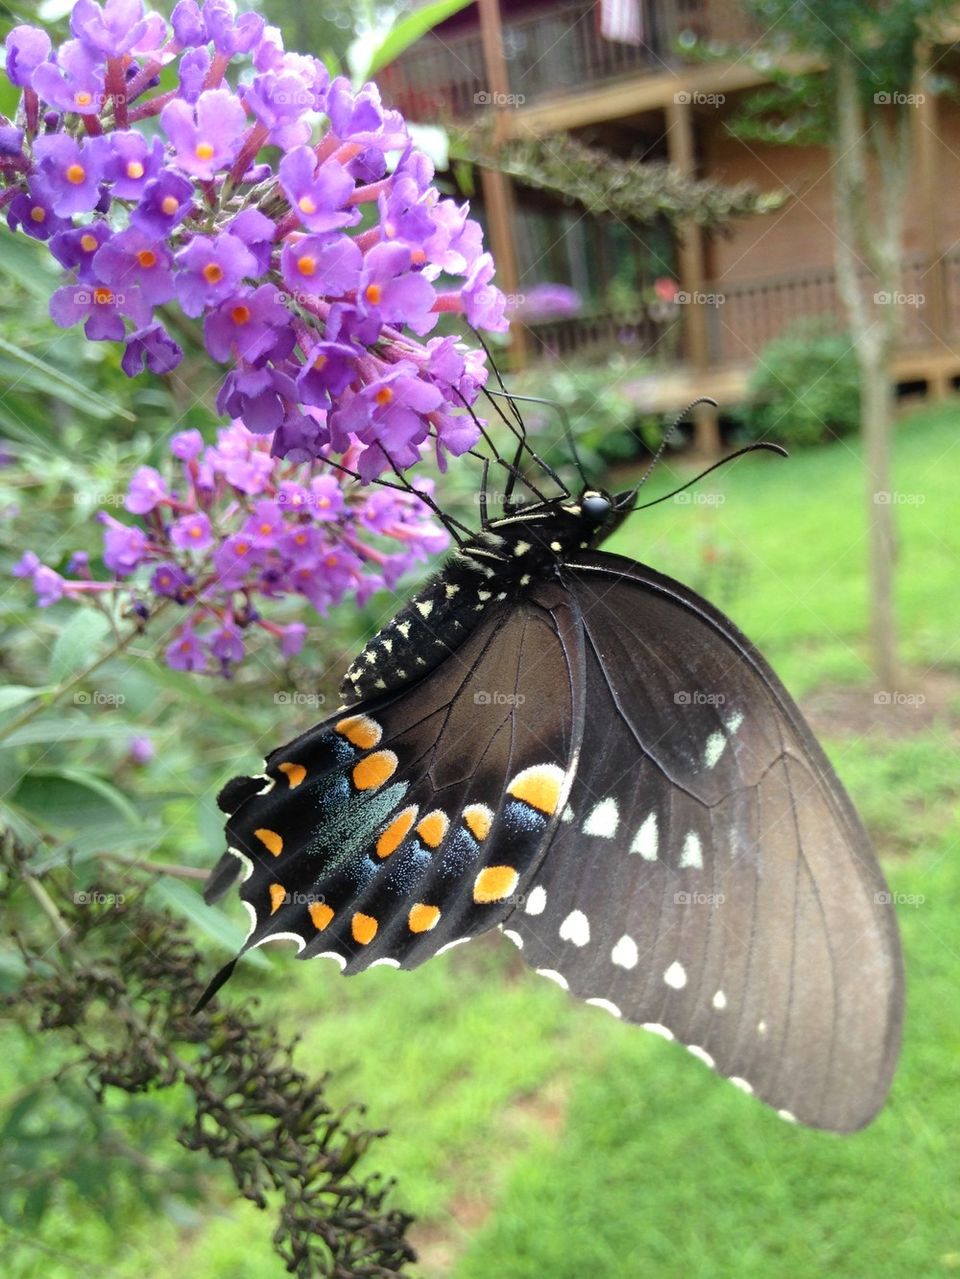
205,477,904,1133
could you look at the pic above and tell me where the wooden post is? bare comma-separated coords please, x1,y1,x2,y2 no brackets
476,0,528,367
666,95,721,455
915,47,948,397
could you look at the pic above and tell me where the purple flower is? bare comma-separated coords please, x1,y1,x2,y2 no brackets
203,0,264,56
356,240,437,338
150,561,193,597
50,279,150,342
280,234,361,298
34,565,65,607
326,77,405,150
166,627,206,672
203,283,291,363
462,253,508,332
122,322,183,375
296,340,358,407
12,550,40,577
31,39,105,115
95,226,175,305
99,512,149,574
178,46,210,102
243,69,325,150
70,0,165,56
280,621,307,657
171,0,206,47
101,130,165,199
5,24,52,88
334,362,443,477
170,512,213,550
128,734,154,765
32,134,106,216
279,146,357,234
130,169,193,239
171,429,204,461
125,465,168,514
226,208,276,274
210,625,244,666
49,220,112,281
207,422,275,491
213,532,261,587
6,187,70,241
243,500,284,546
216,365,295,433
270,408,328,462
425,200,483,275
161,89,248,180
175,231,257,317
309,473,344,521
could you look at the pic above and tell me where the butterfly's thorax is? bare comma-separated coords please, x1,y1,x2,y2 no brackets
341,489,631,703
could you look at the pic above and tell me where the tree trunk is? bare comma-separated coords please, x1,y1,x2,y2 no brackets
858,341,898,688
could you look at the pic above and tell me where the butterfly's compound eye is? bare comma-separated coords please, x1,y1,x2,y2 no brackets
581,491,612,523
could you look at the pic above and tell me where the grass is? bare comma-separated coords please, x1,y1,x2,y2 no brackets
10,403,960,1277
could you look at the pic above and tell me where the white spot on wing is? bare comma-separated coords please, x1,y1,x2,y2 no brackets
777,1108,798,1124
630,812,658,860
586,997,622,1018
370,957,400,968
317,951,347,969
664,960,687,989
437,937,470,955
559,910,590,947
253,773,275,796
502,928,524,949
679,831,703,870
704,731,727,769
561,805,574,823
726,710,744,734
583,797,619,838
611,934,638,969
643,1022,674,1041
525,886,547,915
536,967,569,990
729,1077,753,1094
757,1019,768,1035
241,899,257,941
712,989,727,1010
686,1044,715,1068
513,541,531,556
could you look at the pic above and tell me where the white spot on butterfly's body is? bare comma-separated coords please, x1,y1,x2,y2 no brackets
630,812,658,860
679,831,703,870
583,797,619,838
382,639,393,653
550,540,562,552
664,960,688,989
445,584,459,598
704,731,727,769
416,600,434,618
643,1023,674,1041
477,590,491,600
726,710,744,734
370,957,400,968
525,886,547,915
536,968,569,990
559,910,590,947
586,997,622,1018
729,1077,754,1094
712,989,727,1010
501,928,524,949
397,621,410,638
686,1044,715,1069
611,934,638,969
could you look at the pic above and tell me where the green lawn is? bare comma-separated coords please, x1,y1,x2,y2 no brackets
10,405,958,1278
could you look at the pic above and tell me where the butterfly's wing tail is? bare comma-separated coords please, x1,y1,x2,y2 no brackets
506,554,903,1132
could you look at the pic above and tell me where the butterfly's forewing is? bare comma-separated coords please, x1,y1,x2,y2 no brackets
506,552,903,1132
208,584,584,974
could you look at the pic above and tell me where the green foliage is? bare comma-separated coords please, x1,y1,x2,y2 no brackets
736,325,861,447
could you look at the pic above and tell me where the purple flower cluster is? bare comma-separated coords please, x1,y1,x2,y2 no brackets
1,0,507,478
15,421,450,675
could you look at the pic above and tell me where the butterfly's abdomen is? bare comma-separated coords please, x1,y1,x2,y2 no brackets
341,555,509,703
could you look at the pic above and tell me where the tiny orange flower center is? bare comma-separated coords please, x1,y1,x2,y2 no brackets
231,304,251,325
294,532,307,545
235,540,250,554
325,555,338,568
410,247,426,265
374,387,393,407
195,141,215,161
159,575,171,587
202,262,224,284
29,206,46,223
126,160,145,180
80,233,99,253
65,163,86,185
259,522,272,534
136,249,157,269
93,287,112,306
313,353,327,370
364,283,382,305
297,254,317,277
318,497,330,508
161,195,179,215
75,90,92,108
298,195,317,215
189,525,203,538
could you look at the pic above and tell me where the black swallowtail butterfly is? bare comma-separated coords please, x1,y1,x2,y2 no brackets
202,403,903,1133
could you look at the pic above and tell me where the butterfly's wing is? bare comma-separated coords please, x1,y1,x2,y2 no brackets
506,552,903,1132
203,583,584,984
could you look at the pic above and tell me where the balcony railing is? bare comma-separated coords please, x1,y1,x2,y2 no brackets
378,0,763,121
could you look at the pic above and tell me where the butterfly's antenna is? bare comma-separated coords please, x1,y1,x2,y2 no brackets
487,389,589,490
632,441,788,512
635,397,720,494
319,450,474,546
453,390,553,505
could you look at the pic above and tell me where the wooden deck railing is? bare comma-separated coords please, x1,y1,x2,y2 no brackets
379,0,763,121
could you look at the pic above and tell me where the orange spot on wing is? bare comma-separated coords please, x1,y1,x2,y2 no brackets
352,912,378,944
352,750,398,791
408,903,440,933
255,828,284,856
507,764,565,816
376,806,418,858
463,804,493,841
473,866,519,904
416,810,448,849
309,901,334,931
335,714,382,749
269,882,286,914
277,761,306,789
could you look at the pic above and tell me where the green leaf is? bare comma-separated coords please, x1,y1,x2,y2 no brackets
0,685,54,714
143,660,261,729
0,338,132,421
11,768,141,833
149,877,270,969
361,0,474,79
49,610,112,681
0,719,135,749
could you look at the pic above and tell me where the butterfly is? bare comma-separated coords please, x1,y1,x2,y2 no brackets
201,401,903,1133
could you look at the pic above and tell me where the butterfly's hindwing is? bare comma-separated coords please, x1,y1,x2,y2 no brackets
505,553,903,1132
213,585,584,973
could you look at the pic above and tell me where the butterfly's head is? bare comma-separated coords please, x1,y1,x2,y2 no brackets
572,487,637,546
